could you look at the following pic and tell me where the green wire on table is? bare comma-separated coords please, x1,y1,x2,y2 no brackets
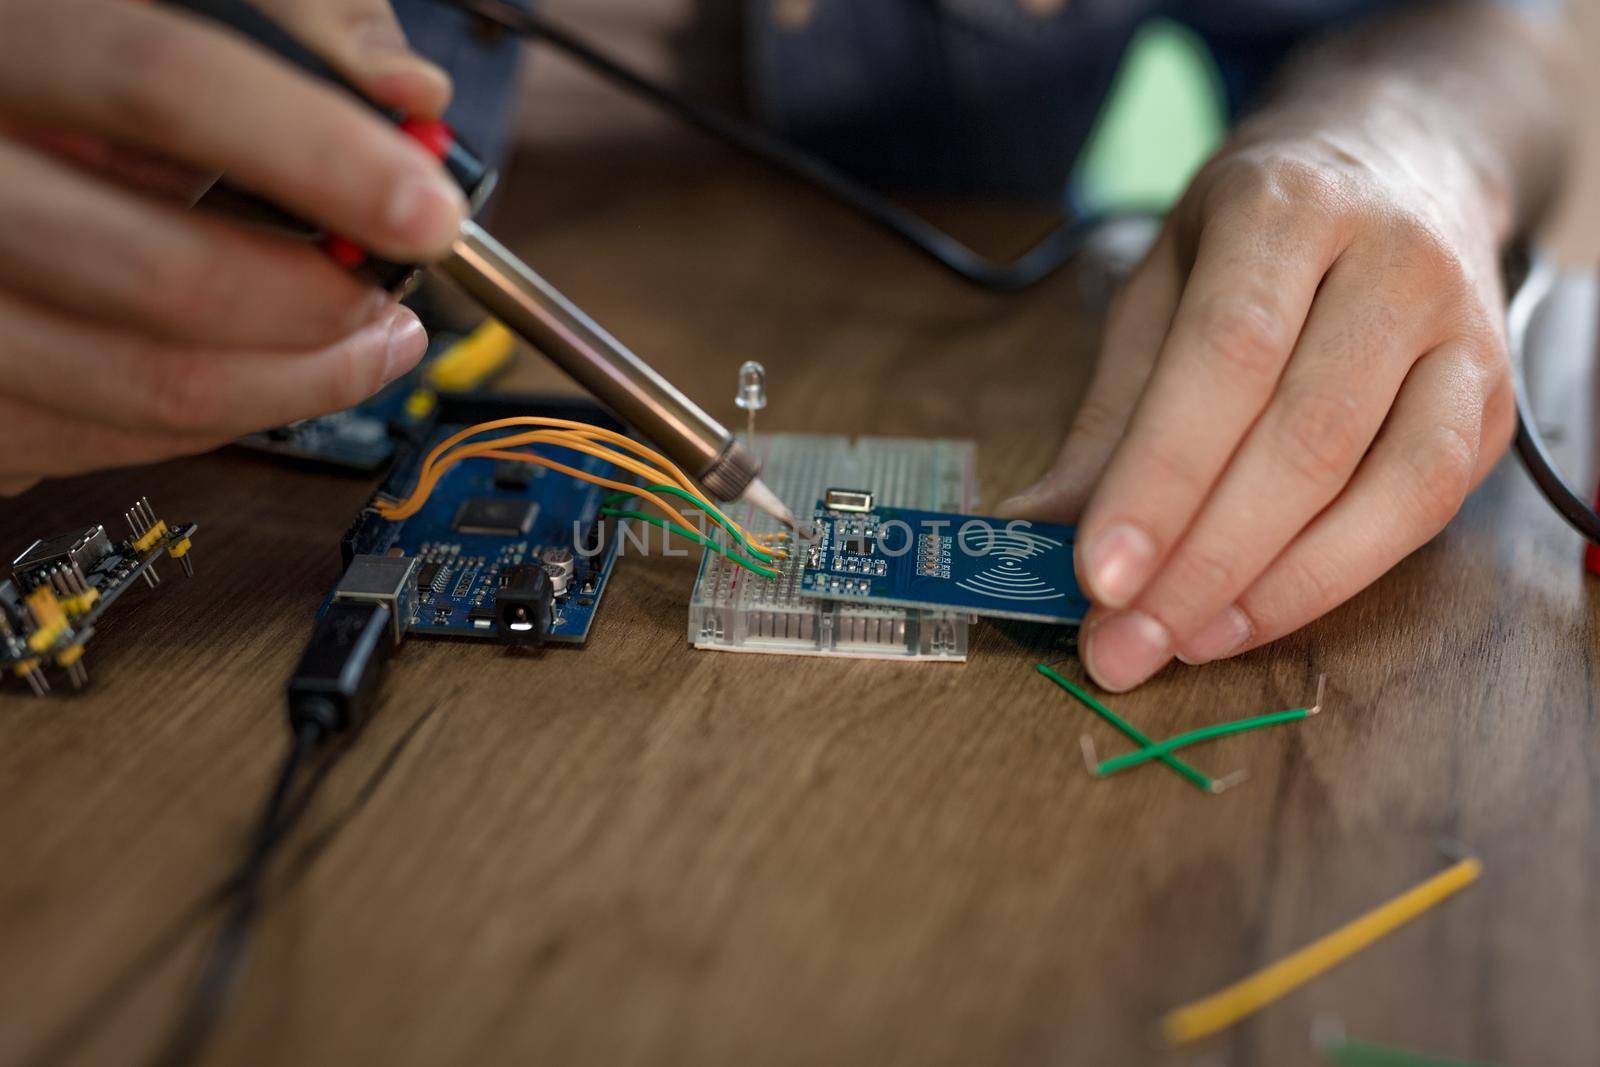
1033,664,1217,793
1321,1037,1502,1067
599,507,779,579
1095,707,1309,777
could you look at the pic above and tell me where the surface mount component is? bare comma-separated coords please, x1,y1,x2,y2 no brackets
799,499,1088,625
1,497,198,695
689,434,974,660
334,392,625,646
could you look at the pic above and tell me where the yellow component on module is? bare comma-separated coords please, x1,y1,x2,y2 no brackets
404,389,437,421
132,519,169,553
56,644,85,667
426,320,517,392
168,537,192,559
60,589,101,617
13,657,42,678
24,587,68,654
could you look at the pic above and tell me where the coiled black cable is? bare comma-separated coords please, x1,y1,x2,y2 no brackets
1507,256,1600,544
431,0,1160,292
438,0,1600,541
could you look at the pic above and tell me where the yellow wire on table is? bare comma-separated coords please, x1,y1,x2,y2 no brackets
1160,857,1482,1047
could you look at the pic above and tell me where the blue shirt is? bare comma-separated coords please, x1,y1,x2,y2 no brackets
397,0,1555,200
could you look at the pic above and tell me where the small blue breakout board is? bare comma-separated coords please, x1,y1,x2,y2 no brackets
797,491,1089,625
338,394,625,645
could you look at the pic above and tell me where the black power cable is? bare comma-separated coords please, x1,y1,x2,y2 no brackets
1506,256,1600,544
446,0,1600,546
149,721,325,1067
431,0,1160,292
151,599,396,1066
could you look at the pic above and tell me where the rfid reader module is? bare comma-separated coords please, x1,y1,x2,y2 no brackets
799,490,1089,625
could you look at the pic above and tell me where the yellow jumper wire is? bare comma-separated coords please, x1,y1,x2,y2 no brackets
1160,857,1482,1046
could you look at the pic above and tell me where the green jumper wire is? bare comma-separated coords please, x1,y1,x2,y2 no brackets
1094,690,1320,777
1034,664,1219,793
600,487,779,579
1034,665,1323,792
1320,1037,1502,1067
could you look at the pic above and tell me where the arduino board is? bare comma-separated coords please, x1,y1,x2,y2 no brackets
798,494,1088,625
336,393,624,645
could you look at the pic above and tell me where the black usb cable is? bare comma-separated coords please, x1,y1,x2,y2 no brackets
151,598,395,1067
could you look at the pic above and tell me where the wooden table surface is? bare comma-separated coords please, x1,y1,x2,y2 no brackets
3,145,1599,1067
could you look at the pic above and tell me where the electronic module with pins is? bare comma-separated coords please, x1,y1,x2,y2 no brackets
1,497,198,696
798,491,1088,625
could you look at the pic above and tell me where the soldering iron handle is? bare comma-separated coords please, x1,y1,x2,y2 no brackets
155,0,493,291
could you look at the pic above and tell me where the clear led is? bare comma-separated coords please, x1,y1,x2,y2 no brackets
734,360,767,412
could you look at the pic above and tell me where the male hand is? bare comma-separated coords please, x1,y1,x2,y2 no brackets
1003,110,1517,690
0,0,464,495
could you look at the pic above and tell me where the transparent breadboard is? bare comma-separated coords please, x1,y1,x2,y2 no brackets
688,434,975,660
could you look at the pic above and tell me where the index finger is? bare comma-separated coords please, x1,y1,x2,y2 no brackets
0,0,466,262
1074,187,1341,610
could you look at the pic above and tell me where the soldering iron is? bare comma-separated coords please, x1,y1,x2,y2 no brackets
159,0,796,532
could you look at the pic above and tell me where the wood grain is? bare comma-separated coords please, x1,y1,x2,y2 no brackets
2,145,1599,1067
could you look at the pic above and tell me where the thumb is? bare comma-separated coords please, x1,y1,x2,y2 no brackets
254,0,454,119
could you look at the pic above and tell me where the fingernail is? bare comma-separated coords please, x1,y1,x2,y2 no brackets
386,172,467,250
996,485,1042,517
383,308,428,383
1081,610,1172,693
345,288,392,332
1080,523,1156,609
999,471,1084,520
1176,606,1252,665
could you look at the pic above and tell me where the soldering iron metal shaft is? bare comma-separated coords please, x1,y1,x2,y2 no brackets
437,221,793,526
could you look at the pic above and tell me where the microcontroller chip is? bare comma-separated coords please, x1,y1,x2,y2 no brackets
452,497,537,536
417,562,442,595
841,534,875,555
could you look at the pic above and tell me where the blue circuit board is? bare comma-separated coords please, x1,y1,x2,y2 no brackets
338,397,625,644
238,327,504,472
798,502,1088,625
237,349,438,471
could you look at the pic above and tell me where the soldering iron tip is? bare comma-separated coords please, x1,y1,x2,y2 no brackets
736,476,797,530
